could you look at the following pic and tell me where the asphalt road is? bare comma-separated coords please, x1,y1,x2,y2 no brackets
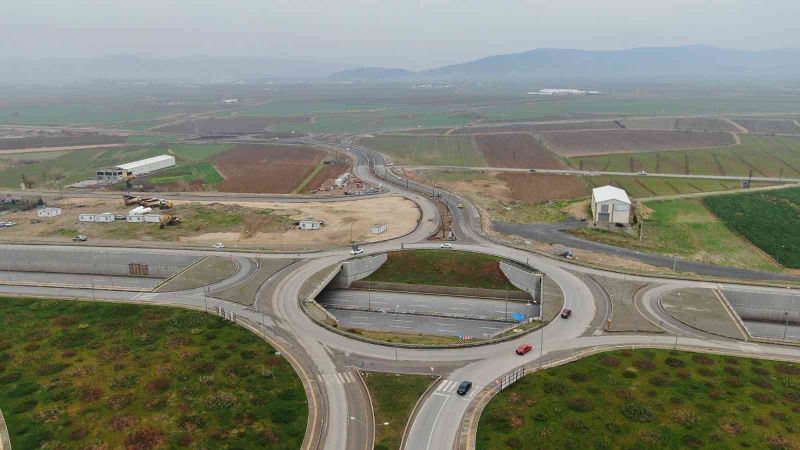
745,321,800,341
493,220,800,282
332,309,512,338
316,288,539,322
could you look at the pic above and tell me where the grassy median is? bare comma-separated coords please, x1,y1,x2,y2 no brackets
0,297,307,449
363,372,436,450
477,349,800,449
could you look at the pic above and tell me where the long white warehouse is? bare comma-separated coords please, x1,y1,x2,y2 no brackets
96,155,176,181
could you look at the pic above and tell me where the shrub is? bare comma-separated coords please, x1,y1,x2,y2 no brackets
671,408,698,427
692,354,715,365
109,415,138,432
146,378,171,393
543,381,567,395
775,363,800,375
533,412,549,422
720,420,744,435
622,369,638,379
766,434,793,450
621,403,656,422
751,366,769,376
634,359,657,371
108,394,134,410
752,378,772,389
665,357,686,368
206,391,237,409
600,356,620,367
80,387,103,402
124,427,166,450
567,397,594,412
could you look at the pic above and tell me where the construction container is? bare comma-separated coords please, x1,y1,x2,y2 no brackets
95,213,115,223
126,215,144,223
78,214,96,222
143,214,162,223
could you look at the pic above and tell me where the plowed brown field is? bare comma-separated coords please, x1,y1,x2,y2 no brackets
474,133,567,169
539,130,736,156
211,144,327,193
498,173,588,202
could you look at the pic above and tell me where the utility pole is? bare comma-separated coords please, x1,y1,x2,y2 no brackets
785,311,790,341
779,167,784,183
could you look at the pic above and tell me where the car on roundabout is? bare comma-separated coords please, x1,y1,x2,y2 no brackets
440,243,453,249
456,381,472,396
212,242,225,249
350,247,364,255
515,343,533,355
72,235,87,242
561,308,573,319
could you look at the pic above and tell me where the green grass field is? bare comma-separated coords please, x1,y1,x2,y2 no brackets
703,188,800,268
570,135,800,178
0,297,307,449
477,349,800,450
359,135,485,166
147,162,223,185
363,372,436,450
364,250,520,290
125,135,182,144
570,198,778,271
584,175,773,198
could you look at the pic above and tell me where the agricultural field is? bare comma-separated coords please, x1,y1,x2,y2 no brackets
452,120,623,134
732,118,800,135
152,116,312,135
703,188,800,269
570,135,800,178
583,175,773,198
0,296,307,449
0,143,233,190
364,250,520,290
474,133,567,169
0,134,126,150
498,173,588,202
209,144,332,193
363,372,436,450
675,118,742,132
571,198,779,271
359,135,486,166
619,117,678,130
477,349,800,450
539,129,736,157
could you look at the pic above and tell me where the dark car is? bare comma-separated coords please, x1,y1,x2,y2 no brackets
456,381,472,396
516,344,533,355
561,309,572,319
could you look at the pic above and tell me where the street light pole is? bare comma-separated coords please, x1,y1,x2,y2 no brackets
785,311,790,341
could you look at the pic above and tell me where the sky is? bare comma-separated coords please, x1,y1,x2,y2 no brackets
1,0,799,69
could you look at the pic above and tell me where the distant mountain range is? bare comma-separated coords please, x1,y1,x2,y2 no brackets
330,45,800,81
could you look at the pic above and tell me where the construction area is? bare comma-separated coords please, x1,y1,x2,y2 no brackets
0,195,421,250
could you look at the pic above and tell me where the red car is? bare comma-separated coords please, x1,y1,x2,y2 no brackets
561,309,573,319
515,344,533,355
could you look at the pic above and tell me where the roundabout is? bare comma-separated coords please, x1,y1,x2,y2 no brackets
0,135,799,450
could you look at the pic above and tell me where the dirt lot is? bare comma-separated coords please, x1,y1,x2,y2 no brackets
497,172,588,202
301,164,351,193
153,116,311,134
539,129,737,156
474,133,567,169
210,144,329,193
0,196,419,250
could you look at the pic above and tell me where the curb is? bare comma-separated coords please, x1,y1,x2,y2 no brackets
0,408,10,450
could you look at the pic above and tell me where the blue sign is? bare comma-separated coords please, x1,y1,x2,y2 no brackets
512,312,525,322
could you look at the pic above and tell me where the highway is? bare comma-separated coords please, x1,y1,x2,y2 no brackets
0,132,799,450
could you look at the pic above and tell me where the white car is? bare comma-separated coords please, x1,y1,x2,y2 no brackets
4,222,16,227
212,242,225,249
440,243,453,249
350,247,364,255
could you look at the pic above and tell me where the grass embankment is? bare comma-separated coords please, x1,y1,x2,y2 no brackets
0,297,307,449
363,372,436,450
363,250,521,291
477,349,800,450
704,188,800,269
570,198,779,272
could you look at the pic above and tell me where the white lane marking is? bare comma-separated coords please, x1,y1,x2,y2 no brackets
317,372,355,385
435,323,456,327
391,325,413,329
426,394,450,450
448,307,471,311
133,292,157,300
350,316,370,319
480,326,500,330
347,322,371,326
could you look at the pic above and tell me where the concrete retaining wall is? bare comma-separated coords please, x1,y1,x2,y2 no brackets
349,281,531,301
330,253,387,288
724,290,800,324
499,261,542,302
0,248,199,278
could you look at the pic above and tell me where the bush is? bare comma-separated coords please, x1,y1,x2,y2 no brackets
775,363,800,375
543,381,567,395
665,357,686,368
124,427,166,450
634,359,657,371
692,354,715,365
671,408,698,427
206,391,237,409
623,369,638,379
567,398,594,412
600,356,620,367
621,403,656,422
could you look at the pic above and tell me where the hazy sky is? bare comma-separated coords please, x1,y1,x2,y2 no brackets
2,0,798,69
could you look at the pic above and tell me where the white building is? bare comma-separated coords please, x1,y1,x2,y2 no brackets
96,155,176,181
299,218,322,230
36,207,62,218
591,185,631,224
78,213,96,222
95,213,115,223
